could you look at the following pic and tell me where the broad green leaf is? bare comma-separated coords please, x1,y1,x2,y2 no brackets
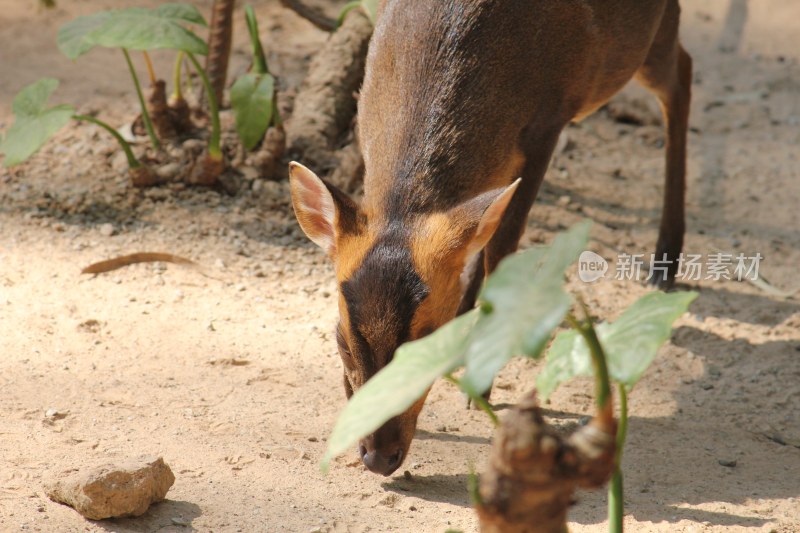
231,72,274,151
459,221,591,396
0,79,74,167
12,78,59,117
537,291,698,400
152,3,208,27
85,4,208,55
57,12,112,60
322,309,479,469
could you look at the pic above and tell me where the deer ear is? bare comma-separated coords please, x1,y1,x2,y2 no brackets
451,178,521,260
289,161,360,257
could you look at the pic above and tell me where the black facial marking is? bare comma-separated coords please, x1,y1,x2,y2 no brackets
340,230,429,378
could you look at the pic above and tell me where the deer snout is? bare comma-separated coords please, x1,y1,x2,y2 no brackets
359,443,404,476
358,422,407,476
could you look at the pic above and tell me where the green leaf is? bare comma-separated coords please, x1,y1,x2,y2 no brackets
231,72,274,151
459,221,591,397
322,309,479,469
0,79,74,167
85,4,208,55
152,3,208,27
537,291,698,400
57,12,112,60
12,78,58,117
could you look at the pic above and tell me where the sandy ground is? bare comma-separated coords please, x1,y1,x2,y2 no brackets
1,1,799,532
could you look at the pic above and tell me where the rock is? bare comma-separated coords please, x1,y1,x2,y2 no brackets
717,458,737,468
111,151,129,174
156,162,182,181
99,223,115,237
44,408,69,421
44,456,175,520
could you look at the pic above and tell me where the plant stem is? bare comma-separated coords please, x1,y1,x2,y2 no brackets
186,52,222,160
183,55,196,99
567,312,612,410
608,384,628,533
336,0,360,28
444,374,499,427
142,51,157,86
122,48,160,150
73,114,140,169
172,51,185,101
245,5,268,75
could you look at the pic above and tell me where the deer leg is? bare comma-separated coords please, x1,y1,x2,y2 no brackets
483,126,564,273
463,125,563,408
635,2,692,288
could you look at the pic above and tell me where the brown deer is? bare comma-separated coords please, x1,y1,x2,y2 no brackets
290,0,691,476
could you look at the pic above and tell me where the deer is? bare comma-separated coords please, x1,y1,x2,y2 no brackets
289,0,691,476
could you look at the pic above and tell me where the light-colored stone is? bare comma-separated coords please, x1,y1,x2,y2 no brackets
156,162,182,181
44,456,175,520
99,223,115,237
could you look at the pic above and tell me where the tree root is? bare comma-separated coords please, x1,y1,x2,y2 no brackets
285,9,372,173
476,391,617,533
279,0,337,32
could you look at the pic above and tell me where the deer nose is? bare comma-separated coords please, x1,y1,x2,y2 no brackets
359,445,404,476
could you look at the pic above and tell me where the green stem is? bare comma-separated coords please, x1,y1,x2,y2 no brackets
172,51,185,101
567,312,612,410
608,384,628,533
122,48,160,150
336,1,360,28
245,5,268,75
73,114,140,169
186,51,222,160
444,374,499,427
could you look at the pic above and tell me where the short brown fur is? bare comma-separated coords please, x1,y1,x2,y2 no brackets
290,0,691,475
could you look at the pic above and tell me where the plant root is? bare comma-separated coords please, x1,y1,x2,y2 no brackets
148,80,195,140
187,152,225,186
129,166,159,188
204,0,236,107
147,80,176,139
285,9,371,171
476,391,617,533
167,95,194,136
254,124,287,180
279,0,337,32
326,137,363,193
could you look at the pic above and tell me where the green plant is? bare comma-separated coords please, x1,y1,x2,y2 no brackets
0,78,155,185
230,5,280,151
321,221,696,532
538,290,698,532
0,78,138,168
57,4,209,151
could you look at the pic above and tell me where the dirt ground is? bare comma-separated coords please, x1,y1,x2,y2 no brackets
1,1,799,532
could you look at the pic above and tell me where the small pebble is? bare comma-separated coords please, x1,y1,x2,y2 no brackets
403,470,412,480
156,163,181,181
99,223,115,237
718,459,737,468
